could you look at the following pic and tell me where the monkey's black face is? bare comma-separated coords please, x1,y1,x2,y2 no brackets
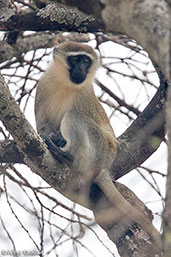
67,54,92,84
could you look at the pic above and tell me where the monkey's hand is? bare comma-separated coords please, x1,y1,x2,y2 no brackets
42,133,74,164
50,131,67,148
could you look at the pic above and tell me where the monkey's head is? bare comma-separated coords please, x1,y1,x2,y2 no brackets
53,42,99,88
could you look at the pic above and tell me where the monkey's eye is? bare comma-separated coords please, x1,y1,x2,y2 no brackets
83,56,91,64
71,56,79,63
67,55,79,66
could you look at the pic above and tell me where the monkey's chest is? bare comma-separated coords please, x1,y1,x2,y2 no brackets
48,92,75,130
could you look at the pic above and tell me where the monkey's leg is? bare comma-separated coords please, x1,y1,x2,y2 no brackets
42,134,73,164
95,169,162,253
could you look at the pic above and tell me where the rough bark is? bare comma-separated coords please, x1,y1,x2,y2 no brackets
0,140,24,163
162,4,171,255
163,86,171,256
94,182,161,257
113,67,167,180
101,0,170,81
0,2,103,33
0,75,73,198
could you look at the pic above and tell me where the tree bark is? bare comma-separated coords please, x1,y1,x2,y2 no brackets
113,67,167,180
94,182,161,257
0,75,73,197
163,86,171,256
0,2,103,33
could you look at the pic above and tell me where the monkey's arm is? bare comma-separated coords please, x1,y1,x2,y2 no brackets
95,169,161,253
35,105,73,164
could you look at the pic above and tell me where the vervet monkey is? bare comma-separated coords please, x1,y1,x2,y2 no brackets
34,42,161,251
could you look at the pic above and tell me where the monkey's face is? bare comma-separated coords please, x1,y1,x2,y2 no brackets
53,42,99,89
67,54,92,84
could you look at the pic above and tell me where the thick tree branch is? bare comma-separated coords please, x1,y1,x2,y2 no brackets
112,69,168,180
56,0,103,20
0,0,14,22
0,2,104,33
163,88,171,256
0,75,75,201
89,0,170,81
94,181,161,257
0,140,24,163
161,5,171,255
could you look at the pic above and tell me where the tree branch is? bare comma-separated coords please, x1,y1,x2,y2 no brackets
93,181,161,257
0,140,24,163
112,68,168,180
82,0,170,80
0,2,104,33
0,74,74,200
